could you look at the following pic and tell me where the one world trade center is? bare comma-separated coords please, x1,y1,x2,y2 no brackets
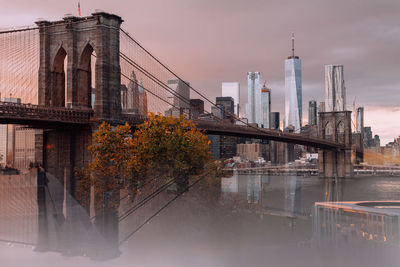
285,34,302,132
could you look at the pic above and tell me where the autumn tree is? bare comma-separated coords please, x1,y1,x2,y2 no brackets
76,113,211,208
129,113,211,192
76,122,132,209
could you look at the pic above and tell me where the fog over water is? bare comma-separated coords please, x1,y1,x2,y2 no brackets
1,171,400,266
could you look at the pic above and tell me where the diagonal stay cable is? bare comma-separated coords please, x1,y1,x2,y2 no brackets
120,53,192,109
118,177,176,222
89,175,173,221
120,28,215,107
118,170,210,245
119,53,223,122
120,29,303,141
91,52,190,118
121,72,191,118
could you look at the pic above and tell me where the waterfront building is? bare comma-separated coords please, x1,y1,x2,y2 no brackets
284,34,302,132
246,72,261,125
325,65,346,112
363,126,374,148
208,135,220,159
308,100,317,126
220,136,238,159
261,83,271,128
14,126,35,170
374,135,381,148
0,98,22,167
222,82,240,116
237,143,265,162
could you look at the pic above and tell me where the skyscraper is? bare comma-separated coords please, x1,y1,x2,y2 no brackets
216,97,234,119
246,72,261,125
261,82,271,128
270,112,280,130
325,65,346,112
167,79,190,109
222,82,240,116
285,34,302,132
308,100,317,126
356,107,364,134
138,78,148,116
165,79,189,117
121,72,147,116
121,71,140,114
363,126,373,148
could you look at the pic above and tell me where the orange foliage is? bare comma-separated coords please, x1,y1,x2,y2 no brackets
76,113,211,209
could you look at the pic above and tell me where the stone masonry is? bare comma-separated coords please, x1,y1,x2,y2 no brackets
318,111,353,178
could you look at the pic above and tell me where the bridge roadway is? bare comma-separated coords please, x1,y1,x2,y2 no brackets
0,102,344,150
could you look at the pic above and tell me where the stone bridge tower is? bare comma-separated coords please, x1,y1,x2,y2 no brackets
36,12,123,121
35,12,123,194
318,111,353,178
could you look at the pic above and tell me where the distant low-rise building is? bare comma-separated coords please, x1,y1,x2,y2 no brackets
14,126,35,169
0,97,35,169
237,143,264,162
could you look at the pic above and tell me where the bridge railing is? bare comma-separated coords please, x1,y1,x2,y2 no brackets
0,102,93,123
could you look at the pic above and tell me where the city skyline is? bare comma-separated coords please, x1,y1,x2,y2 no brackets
0,0,399,143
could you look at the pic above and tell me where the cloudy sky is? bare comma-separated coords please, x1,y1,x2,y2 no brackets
1,0,399,144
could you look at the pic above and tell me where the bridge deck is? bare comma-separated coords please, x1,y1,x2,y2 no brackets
0,103,343,150
0,102,93,127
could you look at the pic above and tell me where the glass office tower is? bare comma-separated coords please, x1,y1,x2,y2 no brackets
284,34,302,132
261,83,271,128
246,72,261,124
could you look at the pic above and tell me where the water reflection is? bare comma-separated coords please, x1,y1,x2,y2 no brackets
247,175,261,204
0,170,118,260
2,172,400,266
312,201,400,266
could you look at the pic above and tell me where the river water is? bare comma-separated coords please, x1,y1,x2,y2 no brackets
1,171,400,266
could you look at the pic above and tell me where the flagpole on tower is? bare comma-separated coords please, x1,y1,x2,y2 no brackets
78,1,82,17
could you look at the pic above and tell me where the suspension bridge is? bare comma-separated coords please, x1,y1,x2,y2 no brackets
0,12,352,180
0,12,357,255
